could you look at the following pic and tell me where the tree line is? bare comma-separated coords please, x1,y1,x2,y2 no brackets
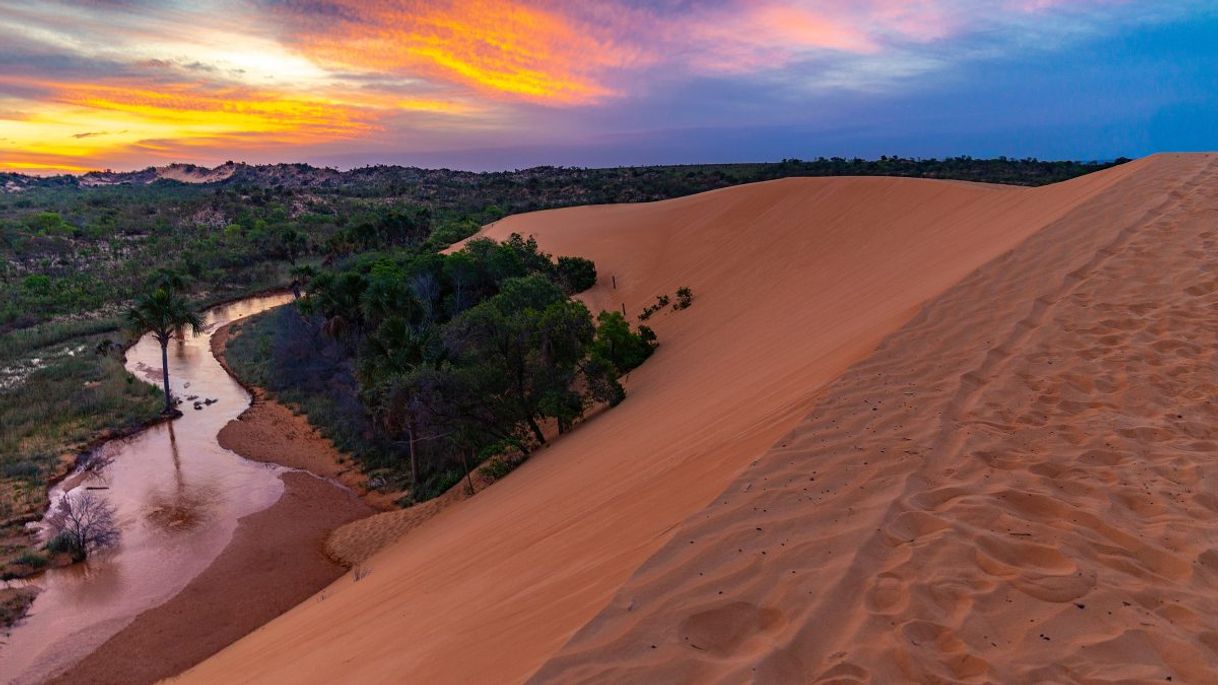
293,234,655,499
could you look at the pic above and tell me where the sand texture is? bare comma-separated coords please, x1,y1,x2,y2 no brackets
176,155,1212,684
532,153,1218,683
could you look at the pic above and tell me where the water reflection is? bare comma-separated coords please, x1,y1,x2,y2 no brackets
0,293,292,684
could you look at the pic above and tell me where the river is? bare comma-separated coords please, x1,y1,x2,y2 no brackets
0,293,292,684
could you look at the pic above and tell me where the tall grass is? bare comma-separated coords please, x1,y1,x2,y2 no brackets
0,317,123,362
0,343,161,521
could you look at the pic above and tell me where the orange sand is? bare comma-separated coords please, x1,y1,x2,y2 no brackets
175,155,1213,684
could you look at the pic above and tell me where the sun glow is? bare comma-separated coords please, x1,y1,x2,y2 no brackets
279,0,633,105
0,0,1188,174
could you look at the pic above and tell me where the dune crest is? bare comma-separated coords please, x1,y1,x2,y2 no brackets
177,156,1201,685
532,154,1218,683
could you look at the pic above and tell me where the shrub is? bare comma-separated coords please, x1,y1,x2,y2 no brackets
639,293,670,320
1,460,42,481
556,256,597,294
14,551,47,570
674,286,693,310
46,491,120,562
21,274,52,295
592,311,657,374
484,456,519,481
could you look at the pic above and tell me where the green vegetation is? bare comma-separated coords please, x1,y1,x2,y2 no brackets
1,587,39,629
227,234,655,501
125,287,203,413
0,155,1124,586
0,157,1123,333
0,343,161,579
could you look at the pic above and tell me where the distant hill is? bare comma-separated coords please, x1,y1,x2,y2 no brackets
3,156,1126,194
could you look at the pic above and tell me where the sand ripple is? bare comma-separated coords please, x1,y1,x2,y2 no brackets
532,155,1218,684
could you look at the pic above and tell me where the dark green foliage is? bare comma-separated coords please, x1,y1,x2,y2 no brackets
241,235,656,500
45,532,78,558
126,287,203,412
639,293,671,320
13,551,47,570
592,311,657,374
483,456,518,482
556,256,597,294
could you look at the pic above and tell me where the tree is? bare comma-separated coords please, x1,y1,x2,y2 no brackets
148,267,188,293
127,287,203,414
278,227,306,265
556,256,597,294
442,276,594,447
591,311,657,373
47,492,119,562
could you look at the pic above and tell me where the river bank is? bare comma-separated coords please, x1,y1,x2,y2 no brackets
49,471,370,684
28,299,382,684
210,322,396,510
0,294,381,683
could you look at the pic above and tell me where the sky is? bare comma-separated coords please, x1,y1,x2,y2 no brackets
0,1,1215,174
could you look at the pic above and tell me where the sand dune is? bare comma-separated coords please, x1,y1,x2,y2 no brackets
533,154,1218,683
174,155,1207,684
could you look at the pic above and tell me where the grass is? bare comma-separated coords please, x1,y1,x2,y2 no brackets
0,587,39,629
0,339,162,578
0,316,123,363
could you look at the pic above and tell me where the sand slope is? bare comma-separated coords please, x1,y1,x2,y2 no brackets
533,154,1218,683
175,157,1174,684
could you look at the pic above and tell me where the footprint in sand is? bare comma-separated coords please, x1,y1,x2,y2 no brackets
677,601,786,658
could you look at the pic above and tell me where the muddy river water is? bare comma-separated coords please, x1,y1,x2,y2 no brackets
0,293,292,684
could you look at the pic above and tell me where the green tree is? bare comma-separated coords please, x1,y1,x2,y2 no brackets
147,267,188,293
443,276,593,446
592,311,656,373
278,227,306,265
556,256,597,294
126,288,203,414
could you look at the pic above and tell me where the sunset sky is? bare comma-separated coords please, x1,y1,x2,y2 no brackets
1,1,1215,174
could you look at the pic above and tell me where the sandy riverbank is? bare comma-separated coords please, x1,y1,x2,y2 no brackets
40,314,375,684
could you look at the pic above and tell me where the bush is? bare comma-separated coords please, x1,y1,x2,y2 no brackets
592,311,656,374
1,460,42,481
639,293,670,320
674,286,693,310
46,532,76,556
46,491,120,562
483,456,519,481
21,274,52,295
14,550,47,570
556,256,597,294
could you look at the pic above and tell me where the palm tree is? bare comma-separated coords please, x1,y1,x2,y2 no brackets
127,288,203,414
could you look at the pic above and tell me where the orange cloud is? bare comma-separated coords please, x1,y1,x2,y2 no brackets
279,0,645,105
0,76,389,173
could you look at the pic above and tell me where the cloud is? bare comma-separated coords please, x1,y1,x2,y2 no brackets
270,0,651,104
0,0,1212,173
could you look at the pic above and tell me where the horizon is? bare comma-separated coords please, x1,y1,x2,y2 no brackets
1,153,1139,180
2,2,1217,175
